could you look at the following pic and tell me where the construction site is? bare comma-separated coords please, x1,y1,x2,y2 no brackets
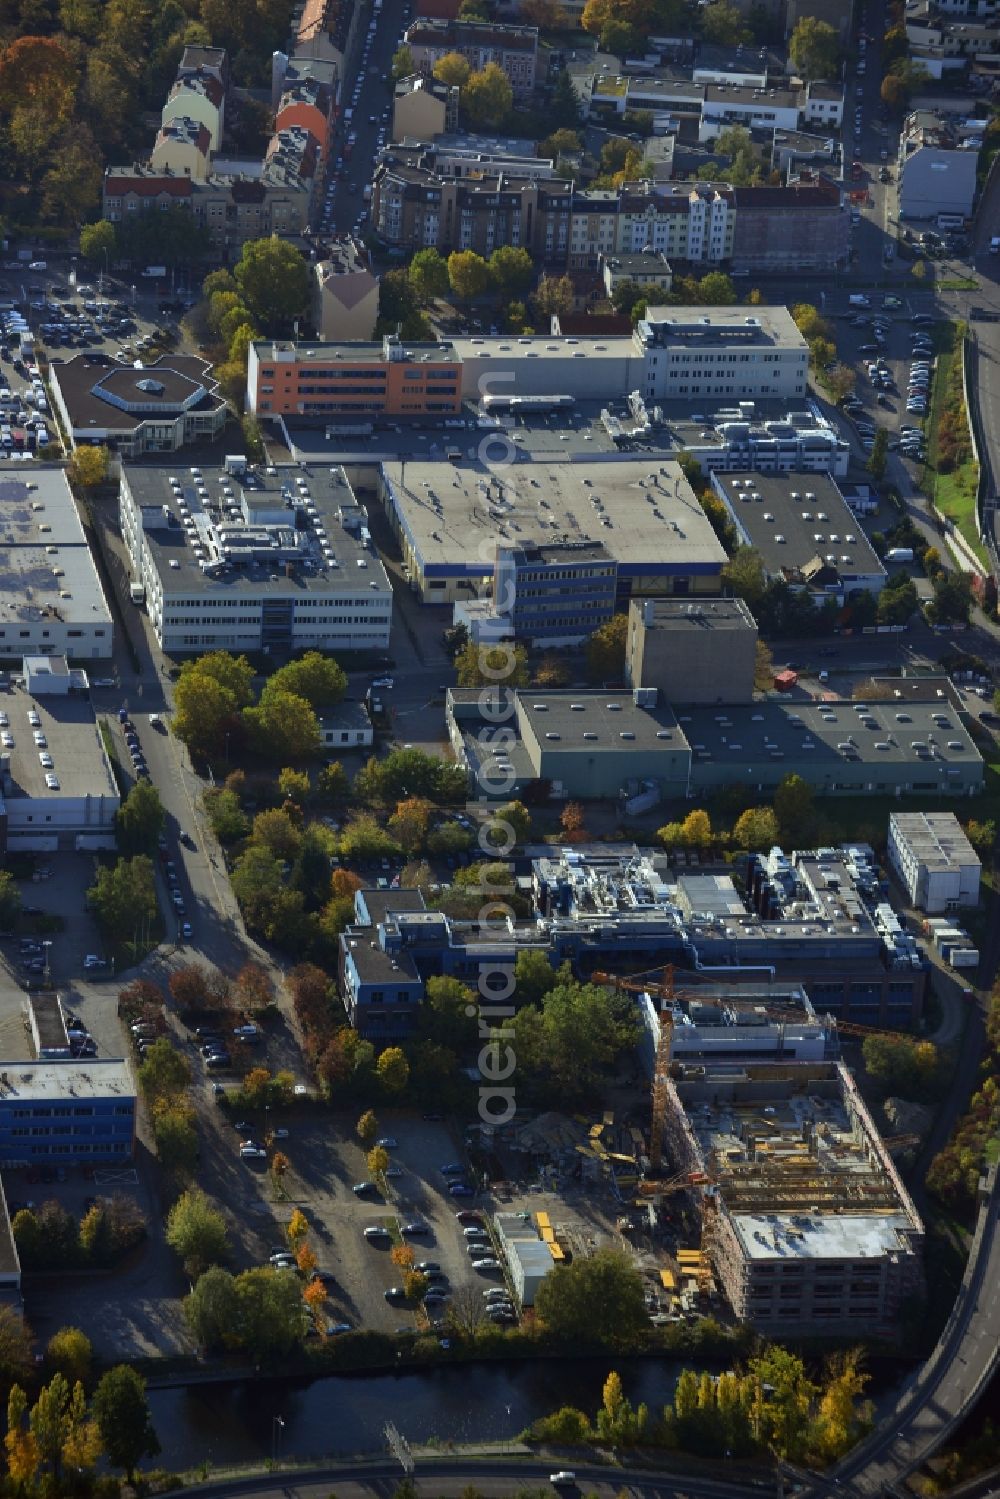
561,971,923,1333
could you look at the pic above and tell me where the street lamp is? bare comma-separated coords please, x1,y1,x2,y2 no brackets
271,1415,285,1463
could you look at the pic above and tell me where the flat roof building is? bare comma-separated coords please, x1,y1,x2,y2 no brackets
0,656,119,852
49,354,227,458
0,468,113,662
380,457,727,604
625,596,758,704
711,471,887,601
636,306,809,404
120,458,392,656
447,688,984,805
246,334,462,421
887,810,981,914
0,1059,136,1165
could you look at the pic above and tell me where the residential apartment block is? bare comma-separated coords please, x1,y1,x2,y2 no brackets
372,150,847,271
103,43,325,257
312,238,379,341
119,459,392,656
403,18,539,99
246,334,463,419
392,74,460,143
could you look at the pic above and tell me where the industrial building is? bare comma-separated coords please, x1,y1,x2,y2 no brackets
0,1059,136,1165
380,458,726,605
337,842,930,1037
0,468,113,661
625,596,758,704
711,471,887,601
679,404,850,478
119,458,392,656
887,810,981,914
0,655,119,853
663,1057,924,1332
446,688,985,804
638,980,834,1068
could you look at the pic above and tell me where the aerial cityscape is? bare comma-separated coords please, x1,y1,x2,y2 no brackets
0,0,997,1494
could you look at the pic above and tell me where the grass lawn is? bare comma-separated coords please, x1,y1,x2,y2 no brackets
922,322,988,567
939,277,979,291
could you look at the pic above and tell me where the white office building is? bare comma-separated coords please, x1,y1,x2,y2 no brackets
119,458,392,656
887,811,981,913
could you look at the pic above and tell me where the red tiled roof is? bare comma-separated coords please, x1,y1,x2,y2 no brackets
104,175,193,199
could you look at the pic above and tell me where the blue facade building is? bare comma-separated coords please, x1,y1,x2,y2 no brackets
494,540,618,647
0,1060,136,1165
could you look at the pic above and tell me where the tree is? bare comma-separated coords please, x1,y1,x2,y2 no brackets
391,1243,416,1269
244,687,320,762
433,49,471,87
513,979,640,1103
45,1328,91,1386
681,808,712,849
731,806,779,852
463,62,512,126
877,575,917,625
166,1188,230,1278
722,545,766,608
92,1367,159,1482
773,773,815,846
174,671,240,757
868,427,889,481
453,640,529,690
827,363,856,403
184,1265,240,1351
788,15,839,79
862,1034,941,1098
137,1038,191,1105
287,1209,309,1247
367,1145,390,1176
550,67,582,128
514,949,558,1003
88,856,156,944
5,1386,39,1489
387,796,434,855
701,0,750,44
377,1046,410,1093
880,74,907,112
233,235,312,335
67,444,109,491
0,1308,32,1390
493,799,531,846
532,273,573,321
753,638,774,693
357,1109,378,1143
234,1267,307,1360
116,780,165,856
560,801,587,840
791,302,831,342
79,220,116,263
928,571,973,626
448,250,493,304
586,612,628,684
153,1103,199,1175
409,247,450,304
964,819,995,858
540,127,581,160
392,43,414,81
534,1249,647,1346
489,246,534,294
267,652,347,708
0,871,21,931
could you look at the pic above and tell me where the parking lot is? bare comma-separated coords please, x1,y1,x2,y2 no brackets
831,299,941,463
0,262,183,460
190,1111,506,1334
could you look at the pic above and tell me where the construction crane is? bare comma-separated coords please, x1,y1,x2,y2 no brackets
594,966,681,1172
